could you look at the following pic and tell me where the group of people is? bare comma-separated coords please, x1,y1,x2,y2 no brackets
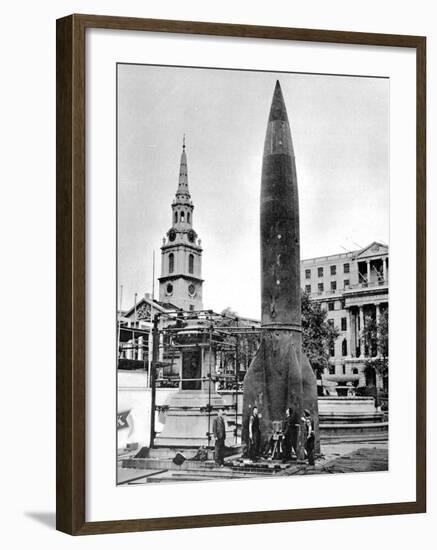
212,406,316,467
248,406,315,466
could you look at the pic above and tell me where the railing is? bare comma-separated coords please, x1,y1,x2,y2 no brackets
345,280,388,291
311,279,388,298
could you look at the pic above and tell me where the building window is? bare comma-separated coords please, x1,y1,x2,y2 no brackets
329,342,335,357
305,269,311,279
341,317,347,331
189,305,195,311
342,339,348,356
168,253,174,274
330,265,336,275
331,281,337,291
187,212,190,224
188,254,194,274
318,282,324,293
344,263,350,273
329,364,335,375
305,284,311,294
342,364,346,375
174,212,178,223
328,302,334,311
166,283,173,295
344,279,350,288
318,267,323,277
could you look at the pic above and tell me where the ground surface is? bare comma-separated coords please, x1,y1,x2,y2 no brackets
283,441,388,475
117,440,388,484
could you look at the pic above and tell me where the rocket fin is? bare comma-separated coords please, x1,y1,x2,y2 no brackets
243,332,304,453
302,353,320,454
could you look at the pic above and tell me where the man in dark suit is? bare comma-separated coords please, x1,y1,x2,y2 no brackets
212,408,226,466
303,409,315,466
282,407,293,462
248,406,261,460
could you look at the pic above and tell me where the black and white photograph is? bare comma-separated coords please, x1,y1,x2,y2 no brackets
1,0,431,544
116,63,389,486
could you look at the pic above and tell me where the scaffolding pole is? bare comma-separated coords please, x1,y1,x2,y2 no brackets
149,313,159,448
207,325,212,448
235,332,239,445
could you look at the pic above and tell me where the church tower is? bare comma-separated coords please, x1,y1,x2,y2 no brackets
159,138,204,311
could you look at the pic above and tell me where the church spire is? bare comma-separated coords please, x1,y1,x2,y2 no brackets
160,138,203,311
176,135,190,199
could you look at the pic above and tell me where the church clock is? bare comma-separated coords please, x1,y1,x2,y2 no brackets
188,283,196,297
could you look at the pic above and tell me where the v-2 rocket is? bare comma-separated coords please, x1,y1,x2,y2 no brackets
243,81,319,455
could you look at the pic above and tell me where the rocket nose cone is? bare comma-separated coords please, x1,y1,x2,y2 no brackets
268,80,289,123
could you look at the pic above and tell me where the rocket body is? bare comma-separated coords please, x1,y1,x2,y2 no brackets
261,82,301,331
243,81,317,455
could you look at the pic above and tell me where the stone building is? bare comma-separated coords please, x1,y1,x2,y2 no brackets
158,137,204,311
301,241,389,387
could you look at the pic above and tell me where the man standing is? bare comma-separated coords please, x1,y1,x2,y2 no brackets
303,409,315,466
282,407,293,462
212,408,226,467
248,406,261,461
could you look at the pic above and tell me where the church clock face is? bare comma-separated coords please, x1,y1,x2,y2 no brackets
188,229,195,243
188,283,196,297
169,229,176,242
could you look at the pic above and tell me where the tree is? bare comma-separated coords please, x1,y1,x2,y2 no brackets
220,307,238,319
301,291,339,378
219,297,339,380
362,309,389,388
218,308,260,388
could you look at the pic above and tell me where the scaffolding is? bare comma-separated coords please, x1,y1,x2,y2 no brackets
118,309,261,448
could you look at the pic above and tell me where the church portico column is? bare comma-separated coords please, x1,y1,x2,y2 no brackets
137,336,143,361
126,339,133,360
366,260,371,285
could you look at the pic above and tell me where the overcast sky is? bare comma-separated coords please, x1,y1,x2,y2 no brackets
117,64,389,319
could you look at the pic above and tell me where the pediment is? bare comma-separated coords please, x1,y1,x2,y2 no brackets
123,298,151,321
356,241,388,259
123,297,178,320
136,301,152,321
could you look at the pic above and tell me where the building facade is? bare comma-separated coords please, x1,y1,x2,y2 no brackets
301,241,389,386
158,138,204,311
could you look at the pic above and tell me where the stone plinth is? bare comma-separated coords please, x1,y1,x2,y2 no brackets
154,390,226,447
318,396,382,415
318,396,387,442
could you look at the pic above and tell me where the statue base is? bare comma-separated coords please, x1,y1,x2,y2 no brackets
155,390,226,447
